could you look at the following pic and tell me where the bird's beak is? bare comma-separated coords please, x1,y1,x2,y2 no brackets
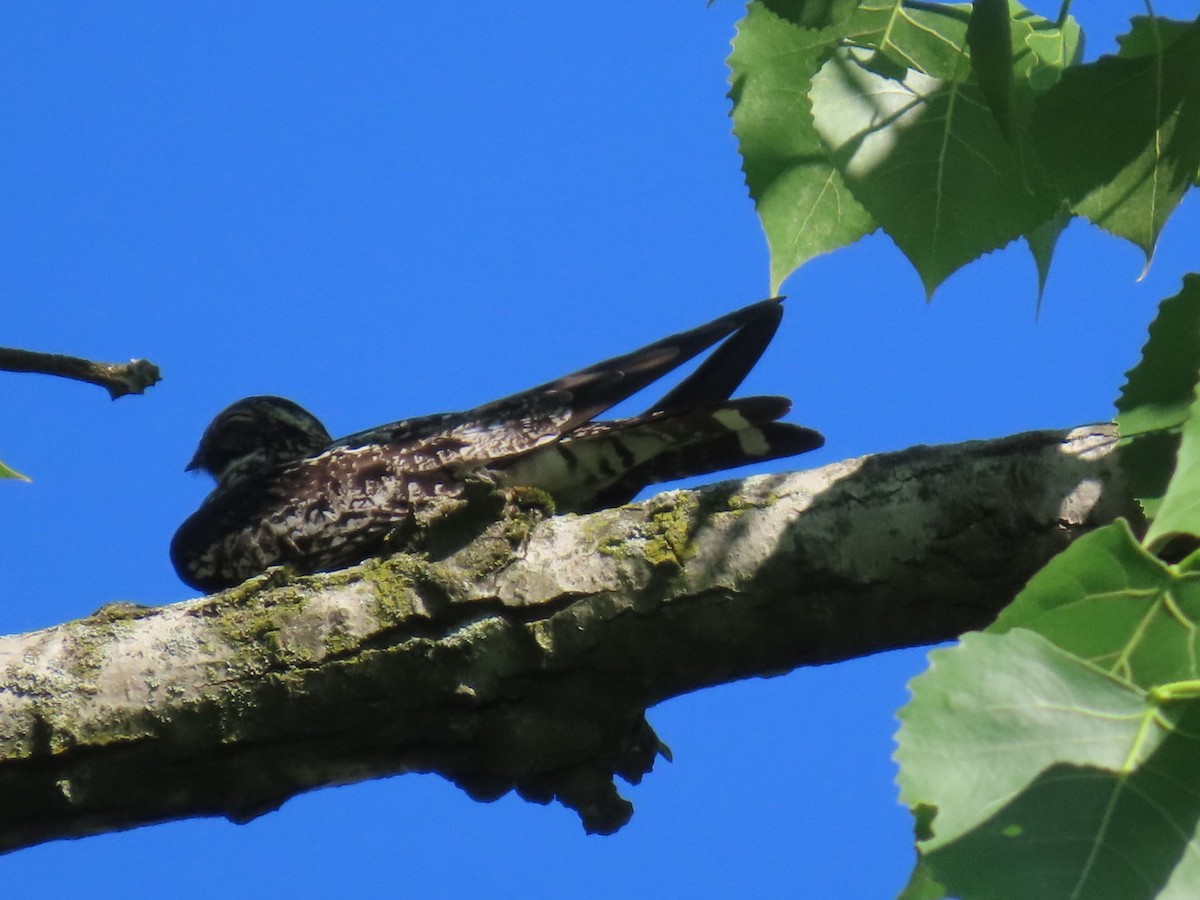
184,452,203,473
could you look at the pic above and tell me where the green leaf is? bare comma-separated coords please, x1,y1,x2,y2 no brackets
758,0,857,30
1119,431,1178,521
1011,9,1082,295
810,47,1059,295
1025,204,1071,304
841,0,972,81
967,0,1015,142
728,3,875,293
1032,17,1200,269
1016,7,1082,90
1116,275,1200,437
1116,15,1197,58
0,458,29,481
1115,274,1200,517
1147,371,1200,550
897,629,1200,900
843,1,1079,92
990,520,1200,689
1180,546,1200,573
729,1,1076,295
897,848,950,900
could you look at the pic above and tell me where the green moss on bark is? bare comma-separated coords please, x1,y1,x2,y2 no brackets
643,494,699,568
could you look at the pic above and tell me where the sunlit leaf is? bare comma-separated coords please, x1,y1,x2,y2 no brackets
810,48,1058,295
990,520,1200,689
729,0,1078,295
898,629,1200,900
728,3,875,293
1016,7,1082,90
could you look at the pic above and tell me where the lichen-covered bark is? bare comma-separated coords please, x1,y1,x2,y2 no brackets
0,426,1138,852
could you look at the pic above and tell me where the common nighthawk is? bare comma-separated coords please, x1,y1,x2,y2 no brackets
171,298,824,592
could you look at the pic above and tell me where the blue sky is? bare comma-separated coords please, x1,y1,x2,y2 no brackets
1,3,1197,897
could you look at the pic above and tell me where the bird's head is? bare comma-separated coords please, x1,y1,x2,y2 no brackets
186,395,333,485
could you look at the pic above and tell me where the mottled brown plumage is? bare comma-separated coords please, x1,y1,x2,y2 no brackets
171,299,823,592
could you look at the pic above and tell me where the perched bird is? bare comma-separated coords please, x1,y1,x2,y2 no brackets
171,299,824,592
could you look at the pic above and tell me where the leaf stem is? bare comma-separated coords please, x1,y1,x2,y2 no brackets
1150,679,1200,703
1055,0,1072,28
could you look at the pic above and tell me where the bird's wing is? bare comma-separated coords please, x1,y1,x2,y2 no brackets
333,298,788,468
644,299,782,413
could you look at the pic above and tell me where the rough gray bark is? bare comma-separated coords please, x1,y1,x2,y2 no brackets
0,425,1138,853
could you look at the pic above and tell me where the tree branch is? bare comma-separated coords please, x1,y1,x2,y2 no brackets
0,425,1138,852
0,347,161,399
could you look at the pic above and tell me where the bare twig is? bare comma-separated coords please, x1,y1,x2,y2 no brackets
0,348,161,399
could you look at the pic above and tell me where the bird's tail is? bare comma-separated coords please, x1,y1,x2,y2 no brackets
498,395,823,513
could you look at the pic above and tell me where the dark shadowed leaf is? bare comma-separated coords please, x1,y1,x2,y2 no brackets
759,0,857,30
1116,15,1197,58
1026,205,1071,303
1147,375,1200,551
1032,17,1200,268
841,0,971,80
967,0,1015,142
1115,275,1200,518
